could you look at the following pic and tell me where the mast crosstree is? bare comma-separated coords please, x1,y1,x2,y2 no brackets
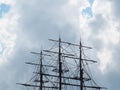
17,37,107,90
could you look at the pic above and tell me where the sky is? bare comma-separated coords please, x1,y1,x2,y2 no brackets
0,0,120,90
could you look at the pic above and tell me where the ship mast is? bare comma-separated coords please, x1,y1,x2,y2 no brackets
80,42,83,90
40,51,43,90
58,37,62,90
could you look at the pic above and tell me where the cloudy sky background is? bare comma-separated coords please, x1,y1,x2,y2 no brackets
0,0,120,90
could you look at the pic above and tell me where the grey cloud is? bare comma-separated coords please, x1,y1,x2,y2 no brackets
112,0,120,20
85,14,107,51
103,69,120,90
0,0,79,90
1,0,120,90
88,14,106,34
16,0,78,47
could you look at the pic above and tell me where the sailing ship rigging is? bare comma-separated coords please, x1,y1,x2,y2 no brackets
17,37,107,90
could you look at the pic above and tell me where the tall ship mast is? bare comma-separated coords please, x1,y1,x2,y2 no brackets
17,37,107,90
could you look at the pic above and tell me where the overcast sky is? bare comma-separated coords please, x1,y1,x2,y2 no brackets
0,0,120,90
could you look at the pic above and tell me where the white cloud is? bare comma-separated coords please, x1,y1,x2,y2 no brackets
92,0,112,15
75,0,120,74
0,0,19,65
0,0,14,5
97,48,112,73
97,27,120,45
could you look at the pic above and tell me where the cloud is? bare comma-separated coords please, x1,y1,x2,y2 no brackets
0,1,19,89
93,0,120,73
0,1,19,65
77,0,120,73
76,0,120,89
0,0,81,90
0,0,120,90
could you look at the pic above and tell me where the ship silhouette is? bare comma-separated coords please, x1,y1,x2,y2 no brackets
17,37,107,90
